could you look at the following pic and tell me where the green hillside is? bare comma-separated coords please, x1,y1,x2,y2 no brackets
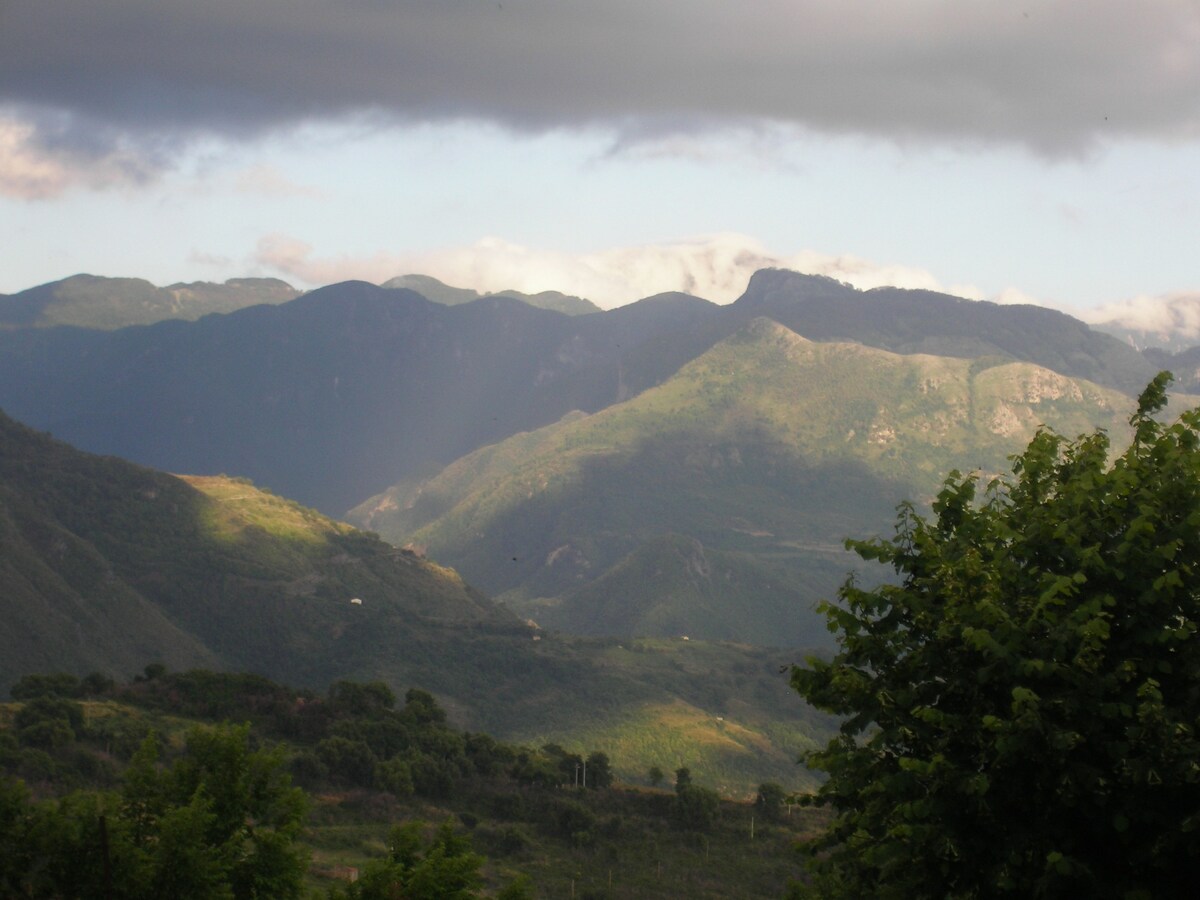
350,318,1144,645
0,410,830,792
0,408,505,686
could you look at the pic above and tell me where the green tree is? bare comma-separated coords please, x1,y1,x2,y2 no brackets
9,672,81,700
14,696,84,751
496,874,535,900
0,722,307,899
316,735,377,787
647,765,664,787
336,820,484,900
671,783,720,832
585,751,613,789
140,662,168,682
115,725,308,899
329,680,396,717
15,696,84,736
0,777,32,896
403,688,447,725
673,766,691,792
405,821,485,899
171,724,309,899
376,756,414,797
754,782,786,823
791,374,1200,898
510,749,559,788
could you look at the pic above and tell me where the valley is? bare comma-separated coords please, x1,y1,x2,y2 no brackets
0,266,1194,800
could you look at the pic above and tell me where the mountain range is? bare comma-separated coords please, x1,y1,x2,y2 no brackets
4,264,1199,788
2,267,1189,644
0,269,1163,514
0,272,600,332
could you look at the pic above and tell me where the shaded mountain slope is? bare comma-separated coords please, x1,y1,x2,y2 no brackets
0,269,1157,519
0,283,704,512
383,273,601,315
350,319,1138,644
1144,346,1200,391
538,534,840,647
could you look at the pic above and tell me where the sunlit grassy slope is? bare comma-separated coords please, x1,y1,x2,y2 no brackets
350,318,1147,644
513,637,831,794
0,409,830,791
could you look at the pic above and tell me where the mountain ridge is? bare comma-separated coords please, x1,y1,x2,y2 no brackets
349,316,1145,645
0,267,1163,518
0,274,302,330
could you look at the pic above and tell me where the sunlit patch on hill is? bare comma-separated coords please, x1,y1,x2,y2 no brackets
182,474,350,545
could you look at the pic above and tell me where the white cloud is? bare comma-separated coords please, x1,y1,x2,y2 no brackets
234,164,324,199
254,231,1028,309
992,287,1048,307
1081,292,1200,340
0,114,157,200
254,234,403,286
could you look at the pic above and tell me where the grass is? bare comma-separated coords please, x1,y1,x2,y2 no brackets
182,475,348,545
300,783,829,899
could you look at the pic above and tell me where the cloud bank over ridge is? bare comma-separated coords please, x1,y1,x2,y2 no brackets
255,232,999,308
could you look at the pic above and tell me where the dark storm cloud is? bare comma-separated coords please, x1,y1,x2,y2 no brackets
3,0,1199,154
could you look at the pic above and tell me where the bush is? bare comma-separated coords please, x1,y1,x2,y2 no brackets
553,799,597,840
671,785,719,831
10,673,80,700
316,736,376,788
376,757,414,798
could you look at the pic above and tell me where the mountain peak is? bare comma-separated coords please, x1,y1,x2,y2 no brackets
382,274,480,305
738,267,856,303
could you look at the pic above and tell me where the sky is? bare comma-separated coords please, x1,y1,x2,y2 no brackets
2,1,1199,332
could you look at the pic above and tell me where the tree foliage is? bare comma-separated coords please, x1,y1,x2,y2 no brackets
755,782,786,823
332,820,485,900
792,373,1200,898
0,723,308,899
